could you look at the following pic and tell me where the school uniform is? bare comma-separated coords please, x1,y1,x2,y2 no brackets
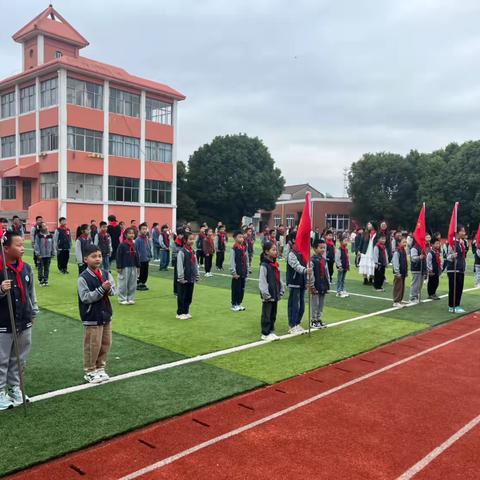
230,243,249,307
172,238,183,295
373,243,388,290
116,240,140,303
392,247,408,304
446,241,466,308
309,253,330,325
427,248,442,298
215,232,227,270
472,240,480,287
76,234,93,275
151,227,161,261
34,232,56,285
259,257,284,336
286,249,307,328
0,259,37,392
135,234,152,288
325,240,336,282
54,226,72,273
94,232,113,271
246,235,254,267
409,245,426,302
159,231,170,271
89,225,98,243
77,267,116,374
30,224,42,266
176,246,200,315
203,236,215,274
107,222,121,263
9,224,25,237
195,233,205,267
335,245,350,294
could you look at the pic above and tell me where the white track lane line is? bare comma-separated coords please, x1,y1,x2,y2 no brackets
118,326,480,480
397,413,480,480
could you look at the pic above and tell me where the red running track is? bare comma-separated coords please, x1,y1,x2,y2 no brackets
8,313,480,480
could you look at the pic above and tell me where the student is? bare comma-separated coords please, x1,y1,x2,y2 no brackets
107,215,122,263
77,244,116,384
135,222,152,290
159,224,170,271
203,228,215,277
0,232,38,410
34,222,56,286
90,220,98,242
354,228,364,267
392,236,408,307
335,234,350,297
324,230,336,282
359,222,377,284
259,241,284,341
9,216,24,237
172,230,184,296
196,227,206,267
409,240,426,304
118,221,126,245
116,228,140,305
54,217,72,274
76,224,92,275
245,227,255,270
376,221,392,262
215,225,227,271
176,231,200,319
229,231,249,311
277,224,286,259
151,223,161,261
31,216,44,267
373,233,388,292
309,239,329,329
427,237,442,300
446,225,467,313
286,232,309,334
94,221,112,271
130,220,138,238
473,237,480,288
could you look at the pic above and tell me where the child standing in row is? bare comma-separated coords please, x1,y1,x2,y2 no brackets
94,221,112,271
76,224,92,275
446,226,466,313
176,232,199,319
259,241,284,341
335,234,350,297
116,228,139,305
373,233,388,292
409,240,426,304
34,222,56,287
392,236,408,307
54,217,71,274
427,237,442,300
135,223,152,291
159,225,170,271
230,231,249,312
172,230,184,296
215,225,227,271
203,228,215,277
77,245,116,383
309,239,329,329
245,227,254,272
325,230,336,283
0,232,38,409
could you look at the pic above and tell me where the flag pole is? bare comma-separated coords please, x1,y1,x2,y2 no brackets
0,236,27,416
452,202,458,312
307,192,312,338
419,202,425,303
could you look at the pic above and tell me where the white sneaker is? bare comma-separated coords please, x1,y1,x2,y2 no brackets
7,385,30,406
185,313,192,319
261,334,273,341
268,332,280,341
175,314,182,319
231,305,240,312
296,325,306,334
392,302,403,308
238,305,246,311
84,372,103,384
128,300,136,305
96,369,110,382
408,299,419,306
119,300,129,305
179,314,190,320
341,291,350,298
0,390,13,410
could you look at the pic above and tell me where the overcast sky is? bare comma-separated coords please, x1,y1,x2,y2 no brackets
2,0,480,196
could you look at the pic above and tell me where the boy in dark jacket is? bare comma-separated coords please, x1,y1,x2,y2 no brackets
427,237,442,300
54,217,71,274
203,228,215,277
34,222,56,286
135,223,152,290
373,233,388,292
172,230,184,296
446,226,467,313
94,221,112,271
335,234,350,297
309,239,329,329
0,232,38,409
324,230,336,282
77,244,116,383
392,236,408,307
215,225,227,271
176,232,200,319
116,228,140,305
159,224,170,271
107,215,121,264
76,224,92,275
229,231,249,312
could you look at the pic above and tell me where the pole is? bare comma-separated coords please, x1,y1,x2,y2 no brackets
453,256,457,312
0,238,27,415
308,266,312,337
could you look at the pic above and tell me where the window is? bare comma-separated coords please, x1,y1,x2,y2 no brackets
67,78,103,110
68,127,103,153
326,214,350,232
40,173,58,199
109,88,140,117
109,134,139,158
40,127,58,152
286,214,295,228
20,131,36,155
273,215,281,227
145,180,172,204
1,135,15,158
1,178,16,200
20,85,35,113
40,78,58,108
146,98,172,124
145,140,172,163
67,173,103,201
55,51,62,58
108,176,139,202
1,92,15,118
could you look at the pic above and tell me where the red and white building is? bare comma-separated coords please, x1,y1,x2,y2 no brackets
0,6,185,229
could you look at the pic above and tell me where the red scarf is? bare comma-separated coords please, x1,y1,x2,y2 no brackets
340,244,349,269
0,259,26,304
234,242,247,267
459,240,466,257
326,239,336,254
162,231,169,245
59,224,70,235
109,221,118,228
92,268,104,284
12,224,21,233
81,234,89,241
175,237,183,247
184,244,196,266
270,259,280,284
370,230,376,239
218,231,226,248
208,236,214,250
434,248,441,270
123,238,135,257
319,256,326,278
377,242,387,263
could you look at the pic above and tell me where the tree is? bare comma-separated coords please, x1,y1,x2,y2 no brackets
187,134,285,228
176,160,198,223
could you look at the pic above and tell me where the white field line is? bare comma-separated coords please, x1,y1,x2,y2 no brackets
397,413,480,480
119,326,480,480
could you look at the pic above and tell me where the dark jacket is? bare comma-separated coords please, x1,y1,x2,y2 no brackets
135,235,152,263
177,247,200,283
230,244,248,278
107,223,122,255
54,227,72,251
116,241,140,269
310,254,330,294
286,249,307,288
259,257,284,301
446,241,466,273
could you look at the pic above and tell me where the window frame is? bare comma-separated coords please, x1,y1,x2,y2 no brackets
1,91,16,119
144,179,172,205
67,77,103,110
40,172,59,200
1,178,16,200
108,133,140,159
145,98,172,125
67,126,103,154
40,78,58,108
40,126,58,152
20,131,36,156
145,140,172,163
1,135,16,158
108,176,140,203
109,88,140,118
20,85,36,114
67,172,103,201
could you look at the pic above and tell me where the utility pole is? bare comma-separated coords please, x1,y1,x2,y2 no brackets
343,167,350,197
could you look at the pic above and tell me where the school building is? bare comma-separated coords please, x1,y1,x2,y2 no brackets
260,183,354,232
0,6,185,230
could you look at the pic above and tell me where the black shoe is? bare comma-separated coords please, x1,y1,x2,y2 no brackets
143,285,149,291
363,278,369,285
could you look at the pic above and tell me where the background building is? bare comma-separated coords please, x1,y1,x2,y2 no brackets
260,183,354,232
0,6,185,229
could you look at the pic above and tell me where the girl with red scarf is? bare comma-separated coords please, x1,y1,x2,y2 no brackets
176,232,200,319
75,224,92,275
373,232,388,291
203,228,215,277
427,236,442,300
172,230,185,296
324,230,336,282
116,228,140,305
229,231,249,312
335,234,350,297
259,241,284,341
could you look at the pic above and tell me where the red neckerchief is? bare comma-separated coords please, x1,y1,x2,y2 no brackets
0,259,26,303
100,231,108,240
340,244,349,269
81,234,89,241
109,221,118,227
234,242,247,267
459,240,466,257
59,225,70,235
218,231,226,247
270,236,277,244
319,256,326,277
175,237,183,247
123,238,135,256
12,224,21,233
270,259,280,284
162,231,169,244
434,248,441,269
326,239,336,254
92,268,104,284
377,242,387,262
184,244,196,266
208,236,214,249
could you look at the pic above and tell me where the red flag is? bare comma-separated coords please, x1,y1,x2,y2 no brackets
293,192,312,262
413,203,426,253
476,224,480,246
447,202,458,248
